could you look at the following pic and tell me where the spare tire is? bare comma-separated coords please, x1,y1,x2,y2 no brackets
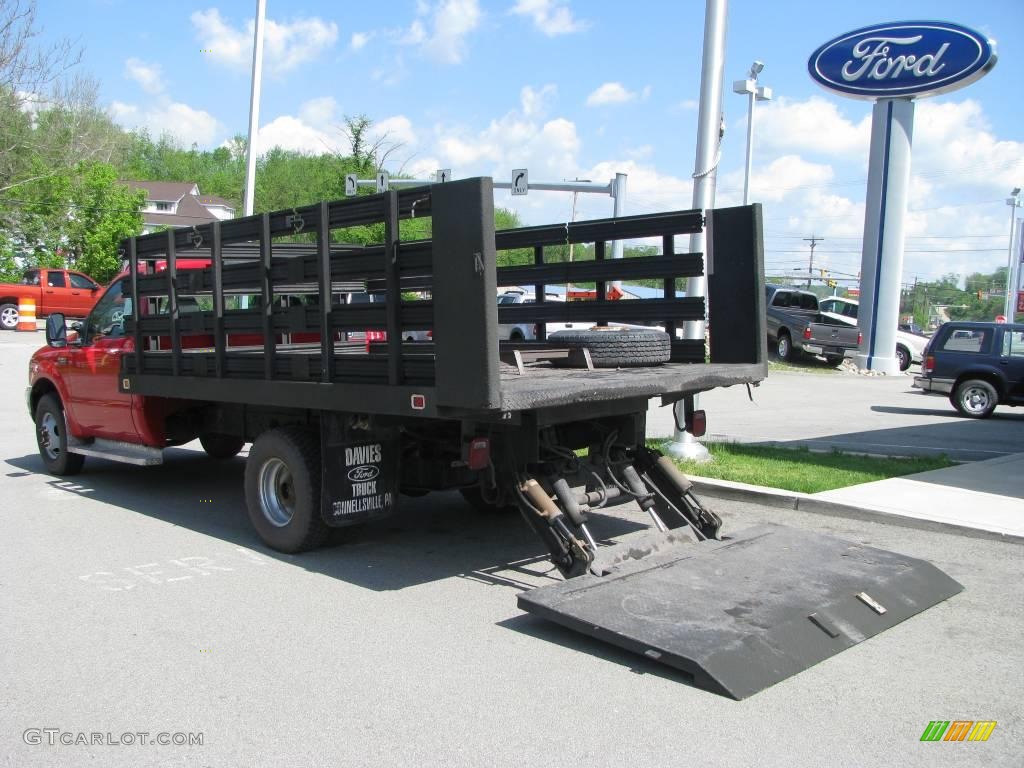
548,328,671,368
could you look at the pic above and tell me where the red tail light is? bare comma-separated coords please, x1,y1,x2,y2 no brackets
857,330,863,346
688,409,707,438
365,329,386,353
803,326,812,341
924,355,935,373
467,437,491,470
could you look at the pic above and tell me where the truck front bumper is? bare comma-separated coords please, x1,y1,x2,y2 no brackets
912,376,953,394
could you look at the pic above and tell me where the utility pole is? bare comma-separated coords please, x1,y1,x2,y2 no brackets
804,235,823,289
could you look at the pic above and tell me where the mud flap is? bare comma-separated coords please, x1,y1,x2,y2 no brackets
517,523,963,699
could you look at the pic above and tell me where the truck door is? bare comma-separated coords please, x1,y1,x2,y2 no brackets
1000,328,1024,399
42,270,75,315
68,272,100,316
62,278,141,441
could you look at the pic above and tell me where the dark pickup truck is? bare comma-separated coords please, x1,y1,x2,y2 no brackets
26,177,959,698
913,321,1024,417
765,285,861,366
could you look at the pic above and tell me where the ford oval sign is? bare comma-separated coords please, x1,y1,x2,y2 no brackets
809,21,996,100
347,465,380,482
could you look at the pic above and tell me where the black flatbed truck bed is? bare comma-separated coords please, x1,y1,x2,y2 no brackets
99,177,959,699
120,177,767,420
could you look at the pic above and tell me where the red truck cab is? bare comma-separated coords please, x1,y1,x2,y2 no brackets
1,268,101,330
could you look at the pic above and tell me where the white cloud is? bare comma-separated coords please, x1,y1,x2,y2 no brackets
298,96,339,128
755,96,871,157
402,0,481,64
520,84,557,117
124,58,164,95
109,100,222,146
510,0,586,37
370,115,418,153
257,115,336,154
586,82,638,107
350,32,373,51
190,8,338,74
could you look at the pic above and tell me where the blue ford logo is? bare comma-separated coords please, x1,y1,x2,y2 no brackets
347,465,380,482
809,21,996,99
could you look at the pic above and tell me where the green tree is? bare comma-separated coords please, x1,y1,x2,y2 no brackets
64,163,144,282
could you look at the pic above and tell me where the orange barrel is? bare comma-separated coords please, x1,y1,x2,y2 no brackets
16,297,38,332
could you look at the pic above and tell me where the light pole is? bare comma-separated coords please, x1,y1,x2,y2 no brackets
732,61,772,205
1006,187,1022,321
243,0,267,217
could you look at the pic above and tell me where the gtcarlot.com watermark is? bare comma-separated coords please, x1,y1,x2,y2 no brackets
24,729,203,747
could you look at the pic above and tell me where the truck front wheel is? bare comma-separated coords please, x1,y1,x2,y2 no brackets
35,394,85,475
244,428,327,553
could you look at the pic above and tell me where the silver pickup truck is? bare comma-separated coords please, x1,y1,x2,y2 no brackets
765,285,861,366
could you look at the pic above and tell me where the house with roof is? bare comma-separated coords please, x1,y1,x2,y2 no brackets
121,181,236,234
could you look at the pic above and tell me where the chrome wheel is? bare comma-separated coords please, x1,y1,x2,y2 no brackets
39,411,61,461
0,305,18,329
961,386,992,416
257,457,295,527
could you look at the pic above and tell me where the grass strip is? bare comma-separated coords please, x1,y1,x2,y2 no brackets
650,440,955,494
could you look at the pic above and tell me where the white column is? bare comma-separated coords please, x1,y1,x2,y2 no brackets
243,0,267,217
856,98,914,374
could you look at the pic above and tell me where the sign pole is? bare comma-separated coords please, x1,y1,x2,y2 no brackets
856,98,914,374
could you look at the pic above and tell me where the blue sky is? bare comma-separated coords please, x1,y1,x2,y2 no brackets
37,0,1024,285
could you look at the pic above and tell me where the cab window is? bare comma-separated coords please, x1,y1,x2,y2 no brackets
47,271,66,288
21,270,39,286
85,279,128,341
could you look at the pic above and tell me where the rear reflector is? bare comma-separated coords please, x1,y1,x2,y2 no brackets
467,437,491,470
689,410,707,438
410,394,426,410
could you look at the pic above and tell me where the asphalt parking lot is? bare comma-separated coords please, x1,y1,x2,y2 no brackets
1,333,1022,767
648,367,1024,461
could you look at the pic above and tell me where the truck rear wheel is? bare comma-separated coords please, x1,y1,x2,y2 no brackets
244,427,327,553
0,303,18,331
34,394,85,475
951,379,998,419
896,344,911,371
549,328,671,368
776,331,793,361
200,433,245,459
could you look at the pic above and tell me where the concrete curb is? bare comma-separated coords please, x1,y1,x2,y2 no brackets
689,476,1024,545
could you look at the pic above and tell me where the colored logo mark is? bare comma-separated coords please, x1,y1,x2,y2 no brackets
920,720,997,742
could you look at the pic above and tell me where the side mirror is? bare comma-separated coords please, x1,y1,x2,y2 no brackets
45,313,67,348
91,286,98,293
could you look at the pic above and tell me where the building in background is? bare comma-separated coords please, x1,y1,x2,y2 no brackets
121,181,235,234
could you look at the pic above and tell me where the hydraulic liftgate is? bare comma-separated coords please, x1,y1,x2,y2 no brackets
519,523,962,699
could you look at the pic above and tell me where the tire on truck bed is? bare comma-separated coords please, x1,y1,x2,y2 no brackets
548,328,671,368
244,427,328,553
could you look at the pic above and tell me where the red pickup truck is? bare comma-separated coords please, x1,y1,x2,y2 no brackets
0,268,101,330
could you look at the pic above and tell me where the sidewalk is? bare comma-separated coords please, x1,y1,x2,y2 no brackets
689,452,1024,542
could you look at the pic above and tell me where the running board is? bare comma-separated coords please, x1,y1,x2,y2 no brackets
518,523,963,699
67,437,163,466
